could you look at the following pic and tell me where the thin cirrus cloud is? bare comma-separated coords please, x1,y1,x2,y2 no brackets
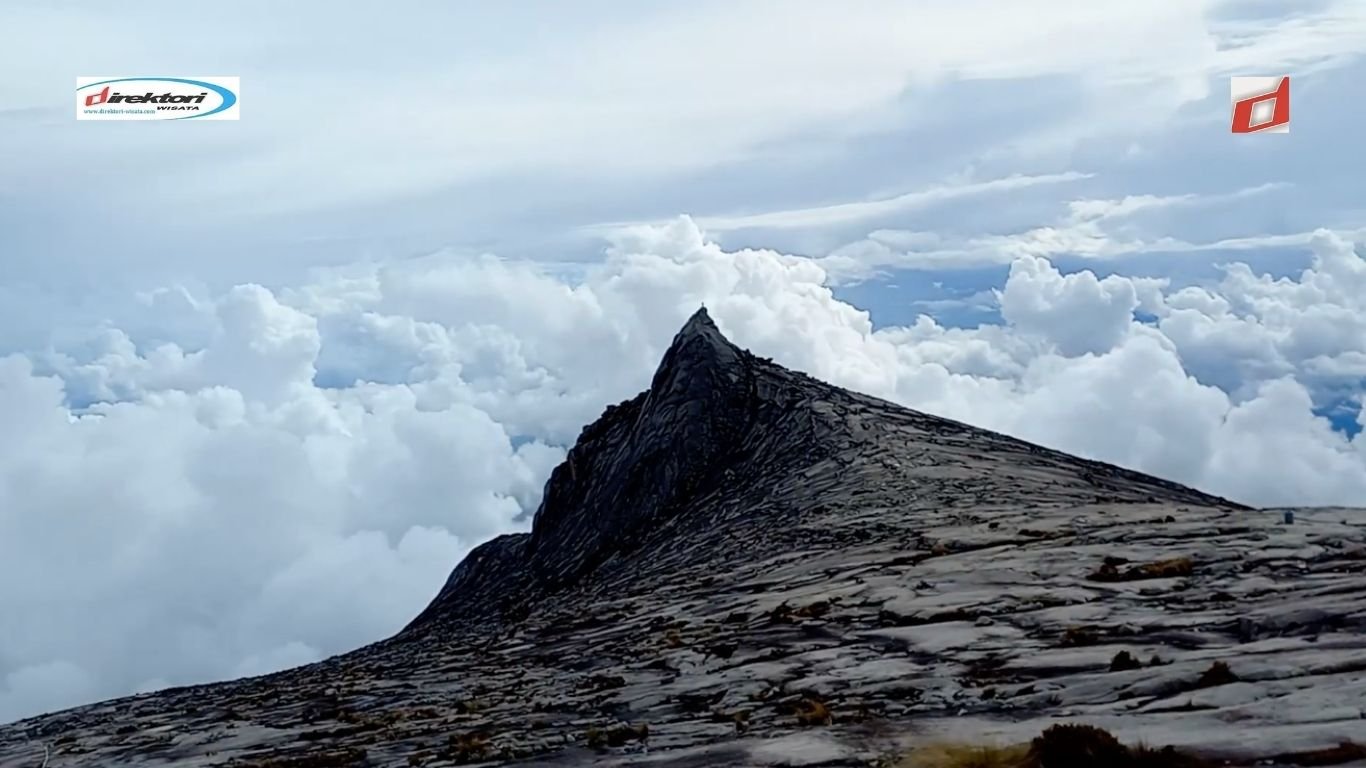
814,182,1364,281
586,172,1093,235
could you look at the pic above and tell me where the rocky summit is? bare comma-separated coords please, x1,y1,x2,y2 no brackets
3,308,1364,768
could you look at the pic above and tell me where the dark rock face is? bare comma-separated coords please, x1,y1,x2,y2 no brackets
413,308,837,629
3,309,1363,768
528,310,754,587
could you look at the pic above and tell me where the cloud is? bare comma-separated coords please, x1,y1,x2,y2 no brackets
592,172,1091,234
1062,183,1286,223
6,0,1365,238
974,183,1295,262
5,1,1366,335
822,182,1300,278
0,287,561,723
3,218,1364,724
996,256,1140,356
1152,230,1366,397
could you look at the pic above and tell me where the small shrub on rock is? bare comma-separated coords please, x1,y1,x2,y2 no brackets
1193,661,1238,689
1110,651,1143,672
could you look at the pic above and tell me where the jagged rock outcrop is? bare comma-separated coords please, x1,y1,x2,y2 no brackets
2,309,1363,768
411,310,772,628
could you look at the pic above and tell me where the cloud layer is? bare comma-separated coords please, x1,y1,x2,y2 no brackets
3,219,1363,723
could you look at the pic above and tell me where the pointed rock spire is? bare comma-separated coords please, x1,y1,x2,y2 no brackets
678,305,720,337
510,307,758,591
648,306,745,403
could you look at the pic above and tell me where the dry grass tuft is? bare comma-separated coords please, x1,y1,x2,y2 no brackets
1090,556,1194,582
768,602,795,624
585,723,649,749
1059,626,1099,647
895,742,1029,768
451,698,489,715
1271,741,1366,766
894,724,1360,768
1133,557,1195,579
792,695,833,726
794,599,833,619
1129,744,1212,768
892,723,1216,768
443,731,491,764
710,709,751,733
239,748,369,768
580,674,626,692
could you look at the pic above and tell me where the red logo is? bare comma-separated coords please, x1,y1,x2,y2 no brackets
1230,76,1290,134
84,86,110,107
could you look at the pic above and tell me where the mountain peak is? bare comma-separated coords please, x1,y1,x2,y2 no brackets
680,304,716,333
404,311,1240,632
648,306,744,400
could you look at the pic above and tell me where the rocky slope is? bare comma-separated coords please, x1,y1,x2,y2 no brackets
1,309,1363,768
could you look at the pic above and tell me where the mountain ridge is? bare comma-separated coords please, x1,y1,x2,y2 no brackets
406,306,1243,635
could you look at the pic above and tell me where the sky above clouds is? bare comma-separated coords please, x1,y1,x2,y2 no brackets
2,0,1366,725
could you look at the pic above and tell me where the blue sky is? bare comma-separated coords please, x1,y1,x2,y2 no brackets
1,0,1365,724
